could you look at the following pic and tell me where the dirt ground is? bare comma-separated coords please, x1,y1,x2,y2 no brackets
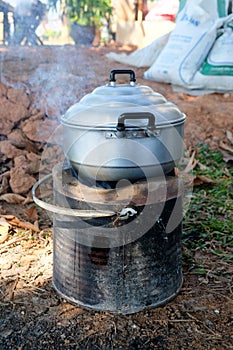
0,44,233,350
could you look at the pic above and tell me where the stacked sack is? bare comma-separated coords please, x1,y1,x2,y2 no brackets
107,0,233,94
144,0,233,93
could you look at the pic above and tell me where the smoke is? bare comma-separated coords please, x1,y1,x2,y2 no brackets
29,64,84,117
27,45,100,118
1,2,101,119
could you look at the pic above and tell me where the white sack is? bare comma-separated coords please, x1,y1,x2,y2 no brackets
187,17,233,92
144,0,225,86
106,33,170,68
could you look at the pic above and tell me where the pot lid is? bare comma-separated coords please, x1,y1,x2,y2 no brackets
61,69,186,129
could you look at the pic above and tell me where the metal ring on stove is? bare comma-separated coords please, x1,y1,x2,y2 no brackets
32,173,117,218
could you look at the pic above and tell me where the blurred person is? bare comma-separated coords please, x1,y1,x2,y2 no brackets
115,0,136,22
13,0,46,45
108,0,117,40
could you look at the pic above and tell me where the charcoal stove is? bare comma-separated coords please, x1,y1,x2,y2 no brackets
33,162,184,314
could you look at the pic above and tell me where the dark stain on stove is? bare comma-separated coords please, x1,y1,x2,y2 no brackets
88,247,110,266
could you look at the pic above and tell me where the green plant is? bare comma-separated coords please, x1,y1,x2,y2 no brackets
183,143,233,262
50,0,112,28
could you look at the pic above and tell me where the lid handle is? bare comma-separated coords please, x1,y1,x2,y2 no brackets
109,69,136,86
117,112,155,132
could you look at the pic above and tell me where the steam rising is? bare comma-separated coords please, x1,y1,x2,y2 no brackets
28,47,98,118
29,64,85,118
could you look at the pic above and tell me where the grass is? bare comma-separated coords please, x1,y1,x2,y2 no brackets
182,143,233,265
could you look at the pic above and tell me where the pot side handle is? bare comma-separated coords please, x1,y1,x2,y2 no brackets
117,112,155,132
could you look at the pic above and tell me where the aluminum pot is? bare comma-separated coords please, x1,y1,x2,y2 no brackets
61,70,186,181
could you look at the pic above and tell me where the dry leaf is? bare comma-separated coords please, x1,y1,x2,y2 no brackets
1,215,39,232
0,171,10,180
0,193,26,204
198,162,210,171
0,217,11,244
25,205,38,222
174,169,195,187
0,227,10,244
0,232,30,249
1,214,15,220
0,217,10,227
33,220,39,232
219,141,233,155
194,175,214,187
174,151,198,179
0,173,9,195
8,216,39,232
183,151,198,173
23,195,34,205
226,130,233,145
221,151,233,163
